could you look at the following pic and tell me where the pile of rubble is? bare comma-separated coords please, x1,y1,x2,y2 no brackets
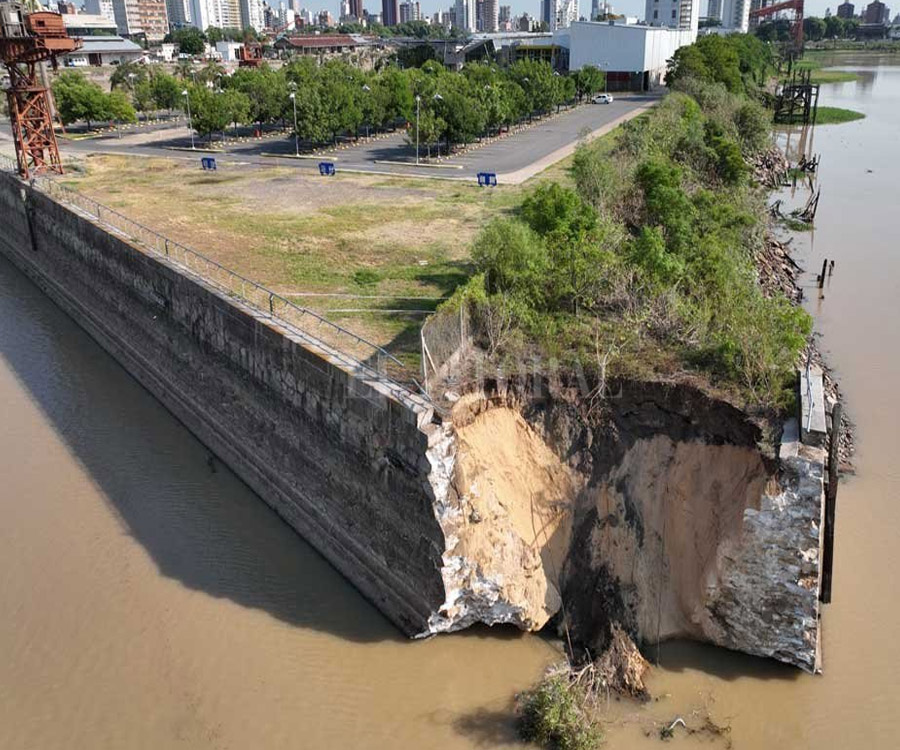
755,234,803,303
749,147,791,188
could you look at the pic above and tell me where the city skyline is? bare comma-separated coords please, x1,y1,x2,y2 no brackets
284,0,843,24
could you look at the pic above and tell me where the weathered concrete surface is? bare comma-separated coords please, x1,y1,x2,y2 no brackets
705,419,825,672
801,365,827,447
0,171,449,635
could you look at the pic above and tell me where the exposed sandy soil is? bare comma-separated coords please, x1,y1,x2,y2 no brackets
586,435,770,643
452,406,581,629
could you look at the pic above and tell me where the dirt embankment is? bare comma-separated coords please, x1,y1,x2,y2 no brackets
435,376,821,672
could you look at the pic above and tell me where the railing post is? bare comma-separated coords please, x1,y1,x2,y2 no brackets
269,293,274,314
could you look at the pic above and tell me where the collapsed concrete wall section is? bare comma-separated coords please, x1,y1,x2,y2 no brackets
0,173,824,672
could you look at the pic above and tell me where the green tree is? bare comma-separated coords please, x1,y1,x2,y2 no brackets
220,88,251,133
521,182,597,240
230,65,287,127
174,59,195,81
185,85,231,141
132,79,154,114
472,219,549,306
150,71,181,111
110,61,148,90
803,17,827,43
574,65,605,100
105,90,137,124
166,27,206,56
51,71,134,129
824,15,844,39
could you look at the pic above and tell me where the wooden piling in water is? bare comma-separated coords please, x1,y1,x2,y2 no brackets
819,259,828,289
821,400,842,604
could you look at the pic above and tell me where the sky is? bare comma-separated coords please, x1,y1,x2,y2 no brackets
318,0,841,23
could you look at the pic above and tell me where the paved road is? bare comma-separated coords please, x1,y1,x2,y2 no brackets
1,94,658,183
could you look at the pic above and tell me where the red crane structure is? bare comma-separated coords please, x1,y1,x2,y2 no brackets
750,0,805,51
0,4,81,179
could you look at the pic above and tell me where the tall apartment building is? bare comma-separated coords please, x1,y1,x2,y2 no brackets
836,1,855,18
239,0,265,30
863,0,889,22
499,4,510,22
349,0,365,18
399,0,421,22
540,0,578,30
455,0,476,31
645,0,700,31
482,0,498,30
718,0,749,31
84,0,118,23
112,0,169,41
165,0,191,26
382,0,399,25
189,0,242,30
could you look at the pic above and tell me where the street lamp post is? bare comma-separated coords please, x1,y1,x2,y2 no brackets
289,91,298,156
361,84,371,138
182,89,195,150
415,94,420,165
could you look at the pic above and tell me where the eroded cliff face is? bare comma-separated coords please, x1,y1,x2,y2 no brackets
424,397,580,633
421,379,823,673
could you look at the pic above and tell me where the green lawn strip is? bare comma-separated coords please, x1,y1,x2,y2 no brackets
815,106,866,124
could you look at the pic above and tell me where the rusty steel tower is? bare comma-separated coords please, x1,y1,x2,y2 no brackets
0,4,81,179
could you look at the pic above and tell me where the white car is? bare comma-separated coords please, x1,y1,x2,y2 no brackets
592,93,614,104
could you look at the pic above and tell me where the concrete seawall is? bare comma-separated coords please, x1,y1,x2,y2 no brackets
0,170,827,672
0,170,448,635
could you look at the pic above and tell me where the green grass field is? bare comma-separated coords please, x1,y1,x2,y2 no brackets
814,106,866,124
794,58,860,85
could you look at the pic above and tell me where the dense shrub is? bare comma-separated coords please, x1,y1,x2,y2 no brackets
517,673,602,750
461,47,809,409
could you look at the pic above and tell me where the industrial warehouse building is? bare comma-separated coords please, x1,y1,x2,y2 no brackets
60,13,143,67
561,21,697,90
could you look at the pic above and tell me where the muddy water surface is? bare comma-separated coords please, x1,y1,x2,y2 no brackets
2,55,899,750
0,254,557,748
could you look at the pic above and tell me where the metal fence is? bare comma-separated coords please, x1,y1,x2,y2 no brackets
0,154,427,403
420,304,469,392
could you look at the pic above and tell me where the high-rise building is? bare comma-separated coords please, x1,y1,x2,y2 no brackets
382,0,399,25
538,0,579,29
399,0,420,22
718,0,750,31
113,0,169,41
189,0,242,30
165,0,192,26
482,0,498,30
646,0,700,31
836,1,855,18
863,0,888,21
706,0,722,20
454,0,476,31
239,0,265,31
498,4,510,22
349,0,365,18
84,0,118,23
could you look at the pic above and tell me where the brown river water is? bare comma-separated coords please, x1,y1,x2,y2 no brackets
1,54,899,749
